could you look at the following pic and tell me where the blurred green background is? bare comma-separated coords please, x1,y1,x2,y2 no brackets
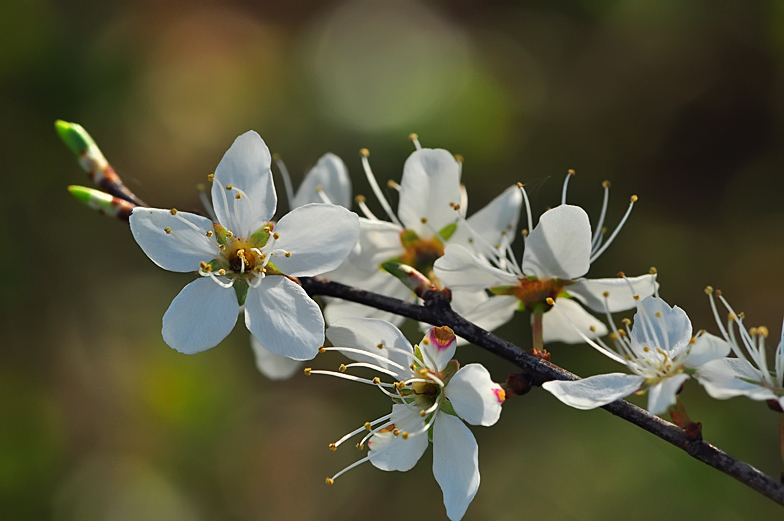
3,0,784,519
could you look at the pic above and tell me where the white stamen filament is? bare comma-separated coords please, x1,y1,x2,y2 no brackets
550,299,626,364
320,346,409,371
343,362,400,379
361,154,402,227
198,188,218,222
307,369,395,388
589,196,636,263
218,182,236,233
357,198,379,220
200,270,234,289
332,413,392,449
561,172,572,205
591,182,611,248
328,456,370,483
518,184,533,242
274,157,296,211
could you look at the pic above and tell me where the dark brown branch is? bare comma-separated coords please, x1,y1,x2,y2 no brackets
299,276,784,506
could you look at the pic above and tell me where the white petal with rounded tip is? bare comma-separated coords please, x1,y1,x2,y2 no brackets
327,317,414,380
162,277,239,354
292,153,352,209
445,364,504,426
695,358,772,400
630,297,692,354
449,185,522,252
420,326,457,372
130,208,218,272
269,204,359,277
244,276,323,361
348,218,405,271
368,404,428,472
250,335,302,380
434,244,519,291
541,298,608,344
685,333,731,368
212,131,276,235
647,373,690,415
543,373,645,409
569,274,659,313
522,205,591,280
398,148,462,237
432,412,479,521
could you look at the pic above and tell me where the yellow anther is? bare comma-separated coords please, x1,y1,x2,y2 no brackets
356,443,363,450
704,286,714,294
521,229,529,237
316,185,323,192
689,337,697,344
409,133,419,142
716,290,723,297
609,332,619,341
325,478,334,485
603,292,610,298
285,252,292,257
377,343,384,349
517,182,524,188
225,184,233,190
649,267,657,275
655,312,662,317
217,268,226,276
206,230,213,237
235,193,242,199
401,432,409,440
318,346,326,353
643,347,650,352
630,195,638,203
207,173,214,182
273,232,280,240
749,327,758,336
422,338,430,345
454,154,464,163
304,368,312,375
200,261,211,271
164,227,172,234
219,244,226,251
468,238,474,243
364,422,372,430
419,410,427,417
618,330,627,337
617,271,625,278
589,326,596,332
338,364,347,373
633,294,640,300
546,297,555,305
387,180,397,189
372,377,381,384
328,443,337,451
226,231,233,238
622,318,631,325
355,195,366,203
601,226,607,234
602,180,611,188
567,169,576,175
170,208,177,215
393,429,400,437
420,217,428,224
759,326,769,338
728,313,737,322
196,183,205,191
360,148,370,157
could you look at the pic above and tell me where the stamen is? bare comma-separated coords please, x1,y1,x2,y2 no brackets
355,195,379,220
332,413,392,449
306,369,395,388
319,346,409,371
546,297,626,364
591,180,611,249
589,195,637,263
273,154,295,211
327,456,370,483
561,169,575,205
360,150,402,227
409,133,422,150
517,182,533,242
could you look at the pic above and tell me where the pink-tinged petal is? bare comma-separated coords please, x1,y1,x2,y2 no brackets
432,412,479,521
685,333,731,368
244,276,323,361
162,278,239,354
522,205,591,280
398,149,462,237
630,297,692,354
647,373,690,415
291,153,352,209
326,317,414,381
569,274,659,313
542,373,645,409
541,299,608,344
445,364,504,426
130,208,218,272
368,404,428,472
250,335,302,380
449,185,522,253
211,131,276,234
268,204,359,277
695,358,773,401
420,326,457,373
434,244,518,291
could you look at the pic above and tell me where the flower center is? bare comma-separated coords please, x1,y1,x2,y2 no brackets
491,277,571,312
399,230,445,279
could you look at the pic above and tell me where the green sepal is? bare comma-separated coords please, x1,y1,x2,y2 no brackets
412,345,424,369
682,367,697,375
233,280,249,306
440,359,460,385
439,399,458,417
249,223,272,248
381,261,431,295
55,120,95,157
400,229,420,247
489,285,517,296
437,222,457,242
212,223,231,246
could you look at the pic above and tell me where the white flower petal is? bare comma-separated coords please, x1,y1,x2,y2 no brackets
162,277,239,354
522,205,591,280
291,153,352,209
685,333,731,368
432,412,479,521
324,273,412,326
250,335,302,380
326,317,414,380
244,276,323,361
695,358,773,401
212,131,276,234
569,274,659,313
450,292,517,343
434,244,518,291
630,297,692,354
130,208,218,272
368,404,428,472
397,149,462,237
349,218,405,271
269,204,359,277
445,364,504,426
449,185,522,252
542,373,645,409
541,299,608,344
420,326,457,373
647,373,690,415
